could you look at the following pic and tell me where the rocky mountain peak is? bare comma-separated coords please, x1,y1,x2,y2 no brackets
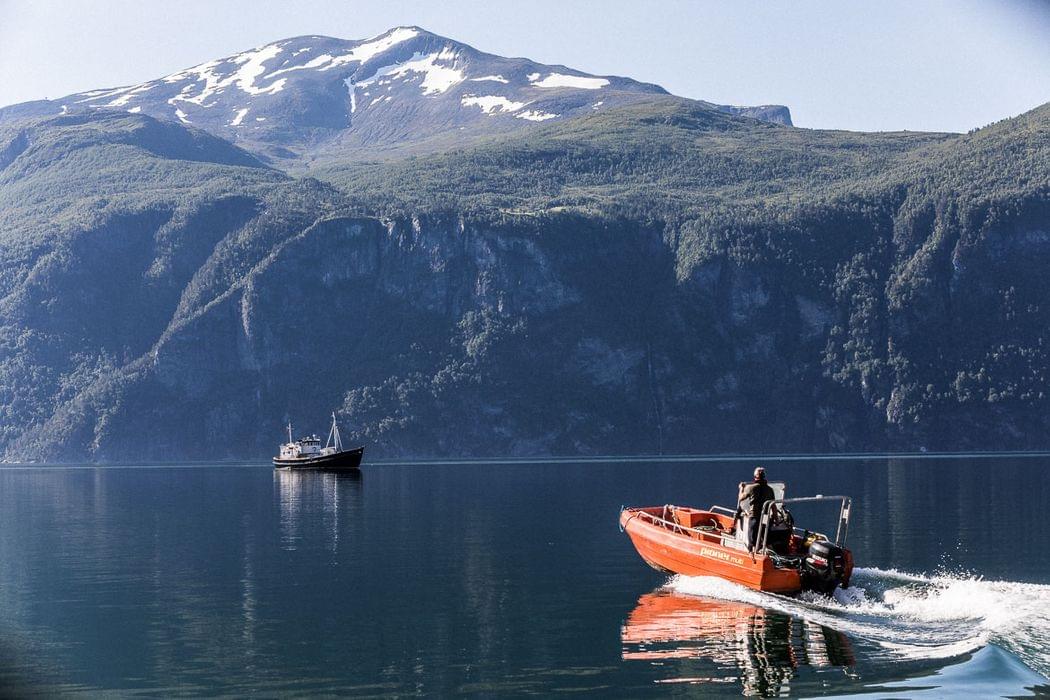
3,26,791,157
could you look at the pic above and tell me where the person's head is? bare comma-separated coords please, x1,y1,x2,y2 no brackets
753,467,766,482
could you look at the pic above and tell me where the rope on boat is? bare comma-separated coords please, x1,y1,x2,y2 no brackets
767,551,803,569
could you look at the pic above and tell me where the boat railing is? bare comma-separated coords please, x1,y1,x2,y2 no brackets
629,506,720,538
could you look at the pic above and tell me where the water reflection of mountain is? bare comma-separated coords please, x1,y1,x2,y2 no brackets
621,590,854,696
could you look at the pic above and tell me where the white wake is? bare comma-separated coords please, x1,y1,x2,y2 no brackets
668,567,1050,678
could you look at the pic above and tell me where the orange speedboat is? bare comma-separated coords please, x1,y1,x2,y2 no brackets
619,488,854,595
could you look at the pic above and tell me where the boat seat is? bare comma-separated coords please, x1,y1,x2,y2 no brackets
731,515,752,546
722,533,750,552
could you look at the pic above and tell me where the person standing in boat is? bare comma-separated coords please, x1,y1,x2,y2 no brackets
737,467,775,552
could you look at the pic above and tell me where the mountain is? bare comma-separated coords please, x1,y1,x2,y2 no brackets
1,27,790,162
0,29,1046,462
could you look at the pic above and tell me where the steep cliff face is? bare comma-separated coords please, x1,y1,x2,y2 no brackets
13,200,1049,461
714,104,793,125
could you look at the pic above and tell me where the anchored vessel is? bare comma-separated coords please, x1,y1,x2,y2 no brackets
273,413,364,471
619,485,854,595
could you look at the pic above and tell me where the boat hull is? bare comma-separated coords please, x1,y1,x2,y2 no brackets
619,506,802,594
273,446,364,471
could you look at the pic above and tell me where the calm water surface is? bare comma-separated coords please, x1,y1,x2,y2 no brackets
1,457,1048,697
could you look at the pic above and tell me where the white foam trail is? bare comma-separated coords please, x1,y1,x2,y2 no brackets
668,567,1050,678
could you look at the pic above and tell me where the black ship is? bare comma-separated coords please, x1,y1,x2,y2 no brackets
273,413,364,471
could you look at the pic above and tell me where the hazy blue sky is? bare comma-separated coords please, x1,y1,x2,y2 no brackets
1,0,1047,132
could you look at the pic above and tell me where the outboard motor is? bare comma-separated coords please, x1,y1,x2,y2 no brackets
801,540,853,595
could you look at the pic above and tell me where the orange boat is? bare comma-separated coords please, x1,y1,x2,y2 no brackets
619,488,854,595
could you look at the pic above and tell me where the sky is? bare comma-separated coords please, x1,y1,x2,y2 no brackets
0,0,1047,132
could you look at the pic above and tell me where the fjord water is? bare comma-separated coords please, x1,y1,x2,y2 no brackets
1,457,1048,697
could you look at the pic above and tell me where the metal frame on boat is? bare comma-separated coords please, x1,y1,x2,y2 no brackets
754,495,852,553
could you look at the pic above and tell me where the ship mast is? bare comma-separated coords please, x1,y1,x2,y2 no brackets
326,412,343,452
287,422,293,443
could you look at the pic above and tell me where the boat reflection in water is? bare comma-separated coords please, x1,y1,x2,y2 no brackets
621,589,854,696
274,468,362,552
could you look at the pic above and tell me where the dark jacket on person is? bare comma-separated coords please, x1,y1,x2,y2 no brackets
738,480,775,518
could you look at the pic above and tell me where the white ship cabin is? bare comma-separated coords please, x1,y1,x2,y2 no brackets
280,435,324,460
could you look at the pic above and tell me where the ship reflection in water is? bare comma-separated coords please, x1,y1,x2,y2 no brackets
274,468,362,552
621,589,855,696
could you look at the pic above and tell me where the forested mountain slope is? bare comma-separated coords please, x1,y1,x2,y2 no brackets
0,57,1046,461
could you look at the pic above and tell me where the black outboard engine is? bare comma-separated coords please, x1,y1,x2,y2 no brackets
801,540,851,595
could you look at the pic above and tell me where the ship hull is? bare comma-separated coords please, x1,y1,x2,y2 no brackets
273,446,364,471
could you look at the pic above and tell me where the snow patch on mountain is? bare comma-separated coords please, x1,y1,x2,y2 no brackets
531,73,609,90
516,110,558,122
107,84,154,107
357,50,465,96
230,108,249,126
111,43,287,115
469,75,509,84
461,95,528,114
229,44,288,95
266,27,421,79
267,53,338,79
345,77,357,113
330,26,420,67
74,86,129,104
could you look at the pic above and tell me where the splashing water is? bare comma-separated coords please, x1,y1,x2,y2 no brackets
669,567,1050,679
